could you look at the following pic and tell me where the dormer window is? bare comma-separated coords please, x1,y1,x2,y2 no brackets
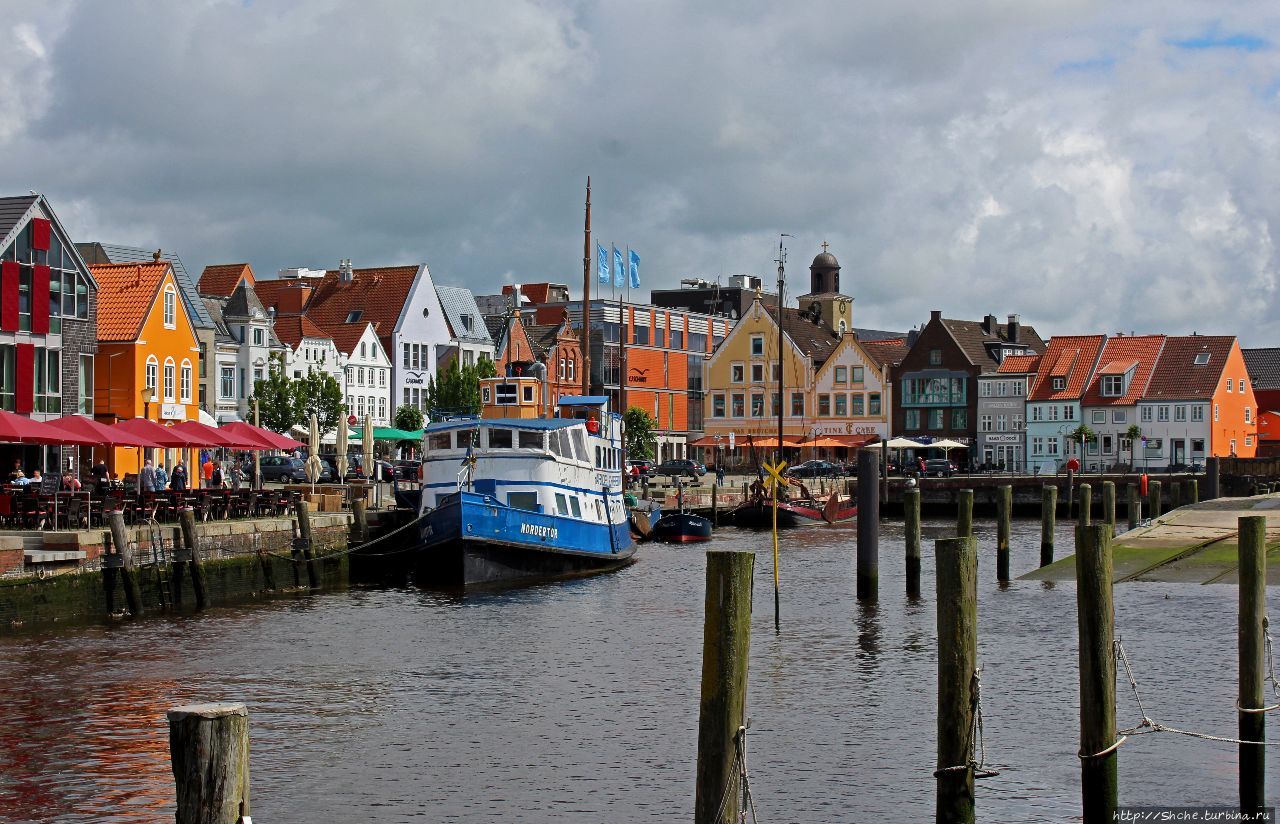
1101,375,1123,397
346,310,362,323
461,314,474,332
1052,377,1066,391
1194,353,1210,365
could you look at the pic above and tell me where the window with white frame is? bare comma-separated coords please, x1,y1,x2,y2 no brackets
1047,438,1059,455
1031,406,1043,422
731,363,744,383
180,360,192,403
750,335,764,356
1174,405,1186,421
1032,436,1044,455
163,358,175,402
1092,410,1105,424
220,367,234,399
1013,414,1024,430
751,363,764,383
1141,406,1152,422
163,285,176,328
1052,377,1066,390
1113,410,1127,424
1101,375,1123,396
146,356,159,399
1239,379,1246,393
1226,379,1233,393
996,413,1008,431
1157,406,1170,422
1245,407,1252,423
1192,405,1205,422
1214,404,1220,421
1063,405,1075,420
980,414,993,432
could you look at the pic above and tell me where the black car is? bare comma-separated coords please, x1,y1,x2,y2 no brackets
786,460,842,479
393,459,421,481
923,458,956,477
655,459,704,478
318,455,365,482
259,455,332,484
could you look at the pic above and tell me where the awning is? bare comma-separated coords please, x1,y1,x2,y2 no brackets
0,410,99,446
173,420,243,449
221,421,304,450
797,436,862,448
111,418,202,448
353,426,423,442
47,415,159,447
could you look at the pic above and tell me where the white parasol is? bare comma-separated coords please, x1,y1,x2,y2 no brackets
305,413,323,490
362,414,374,482
335,414,349,482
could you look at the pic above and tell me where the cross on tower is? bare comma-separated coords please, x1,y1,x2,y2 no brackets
821,241,829,253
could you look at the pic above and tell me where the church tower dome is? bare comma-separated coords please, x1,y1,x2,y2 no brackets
809,242,840,294
799,242,853,334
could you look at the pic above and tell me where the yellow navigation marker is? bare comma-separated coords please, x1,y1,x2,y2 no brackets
763,459,787,491
763,458,786,633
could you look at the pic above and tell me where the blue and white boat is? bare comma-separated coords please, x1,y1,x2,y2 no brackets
404,378,648,588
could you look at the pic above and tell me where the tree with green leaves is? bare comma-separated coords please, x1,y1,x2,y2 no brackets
427,356,498,419
394,404,424,432
295,369,346,436
623,406,657,460
251,354,297,433
1125,424,1143,467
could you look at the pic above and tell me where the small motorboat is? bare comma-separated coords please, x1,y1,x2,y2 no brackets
731,480,856,529
652,485,712,543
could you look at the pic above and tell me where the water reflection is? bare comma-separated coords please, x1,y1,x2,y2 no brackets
0,517,1268,823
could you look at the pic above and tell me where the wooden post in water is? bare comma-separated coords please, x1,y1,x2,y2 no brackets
935,535,978,824
1102,481,1115,537
1238,515,1267,812
1066,469,1075,519
1187,478,1198,505
996,485,1011,582
1206,457,1220,500
1126,484,1140,531
857,449,879,601
694,551,754,824
957,489,973,539
168,702,250,824
1075,523,1118,822
1170,480,1182,512
711,484,718,528
178,508,209,610
293,498,320,589
1077,483,1092,528
101,531,118,614
1040,485,1057,567
1148,480,1162,520
904,487,921,597
352,498,368,543
107,512,144,617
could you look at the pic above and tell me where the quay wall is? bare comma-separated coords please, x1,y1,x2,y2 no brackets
0,513,350,632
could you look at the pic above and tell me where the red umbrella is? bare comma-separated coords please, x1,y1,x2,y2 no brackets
0,409,98,445
111,418,202,448
221,421,303,450
172,420,241,448
47,415,160,447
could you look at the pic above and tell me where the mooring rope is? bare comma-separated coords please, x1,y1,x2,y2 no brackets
711,725,760,824
260,510,432,562
1115,636,1280,746
934,665,999,779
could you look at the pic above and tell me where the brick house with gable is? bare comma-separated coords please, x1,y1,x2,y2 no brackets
1078,335,1166,471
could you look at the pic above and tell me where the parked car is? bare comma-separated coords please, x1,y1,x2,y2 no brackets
259,455,332,484
786,460,842,479
628,459,655,479
318,455,365,482
923,458,956,477
655,459,705,478
393,459,422,481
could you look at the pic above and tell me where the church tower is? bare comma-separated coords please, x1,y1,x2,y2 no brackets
798,242,853,334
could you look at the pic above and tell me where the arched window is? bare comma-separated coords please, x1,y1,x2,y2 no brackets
163,285,177,328
163,357,175,402
145,356,159,399
180,359,192,403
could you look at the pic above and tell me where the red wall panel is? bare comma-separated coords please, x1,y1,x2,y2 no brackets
0,262,17,332
15,343,33,414
31,265,49,334
30,218,50,251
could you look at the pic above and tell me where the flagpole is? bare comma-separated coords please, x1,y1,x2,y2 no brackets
581,178,592,398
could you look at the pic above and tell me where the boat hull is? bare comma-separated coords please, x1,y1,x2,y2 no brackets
652,512,713,543
730,499,857,528
367,491,637,589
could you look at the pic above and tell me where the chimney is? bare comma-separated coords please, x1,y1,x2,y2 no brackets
338,258,354,283
984,314,998,335
1006,314,1020,343
929,310,942,324
907,328,920,347
152,248,163,262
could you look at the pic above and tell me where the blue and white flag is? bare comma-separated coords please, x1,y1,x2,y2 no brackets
597,243,609,284
613,246,624,288
628,249,640,289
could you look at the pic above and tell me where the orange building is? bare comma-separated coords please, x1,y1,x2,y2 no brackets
90,260,202,476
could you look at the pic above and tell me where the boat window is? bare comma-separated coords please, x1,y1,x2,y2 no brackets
495,383,518,404
428,432,451,451
555,493,569,516
595,446,602,467
558,430,573,459
569,497,582,518
508,491,538,512
548,431,564,458
488,428,513,449
517,430,544,450
455,429,478,450
571,430,588,462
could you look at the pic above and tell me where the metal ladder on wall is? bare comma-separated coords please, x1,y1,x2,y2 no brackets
145,518,172,610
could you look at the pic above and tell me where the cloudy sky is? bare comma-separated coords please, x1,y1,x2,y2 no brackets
4,1,1279,344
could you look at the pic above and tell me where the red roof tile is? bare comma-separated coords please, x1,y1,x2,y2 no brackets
1144,335,1237,401
298,266,420,359
198,263,255,298
1080,336,1166,406
1027,335,1106,401
272,315,332,350
861,337,909,369
996,354,1040,374
89,262,172,340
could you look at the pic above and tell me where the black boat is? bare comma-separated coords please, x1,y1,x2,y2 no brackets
729,499,801,529
652,511,713,543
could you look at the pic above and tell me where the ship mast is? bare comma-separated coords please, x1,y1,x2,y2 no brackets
581,177,592,398
775,235,790,468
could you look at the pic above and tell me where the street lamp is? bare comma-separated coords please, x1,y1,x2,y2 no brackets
141,386,154,421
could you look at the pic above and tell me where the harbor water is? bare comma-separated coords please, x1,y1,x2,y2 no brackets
0,516,1270,822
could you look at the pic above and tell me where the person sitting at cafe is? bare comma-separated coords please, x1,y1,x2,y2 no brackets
11,469,30,486
139,460,158,494
169,461,188,492
9,458,24,481
210,462,224,488
64,474,82,491
29,469,42,487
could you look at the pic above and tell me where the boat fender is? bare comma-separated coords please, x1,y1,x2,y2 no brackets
418,462,425,482
1139,473,1148,496
586,419,600,435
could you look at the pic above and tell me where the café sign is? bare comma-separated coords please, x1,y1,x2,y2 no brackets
160,403,186,421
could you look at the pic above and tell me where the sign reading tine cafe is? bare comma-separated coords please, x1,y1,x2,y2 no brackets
811,421,889,438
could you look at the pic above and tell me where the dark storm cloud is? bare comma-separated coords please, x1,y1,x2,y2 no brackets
2,0,1278,343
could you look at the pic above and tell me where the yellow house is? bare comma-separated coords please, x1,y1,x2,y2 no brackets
90,260,201,476
701,294,892,465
